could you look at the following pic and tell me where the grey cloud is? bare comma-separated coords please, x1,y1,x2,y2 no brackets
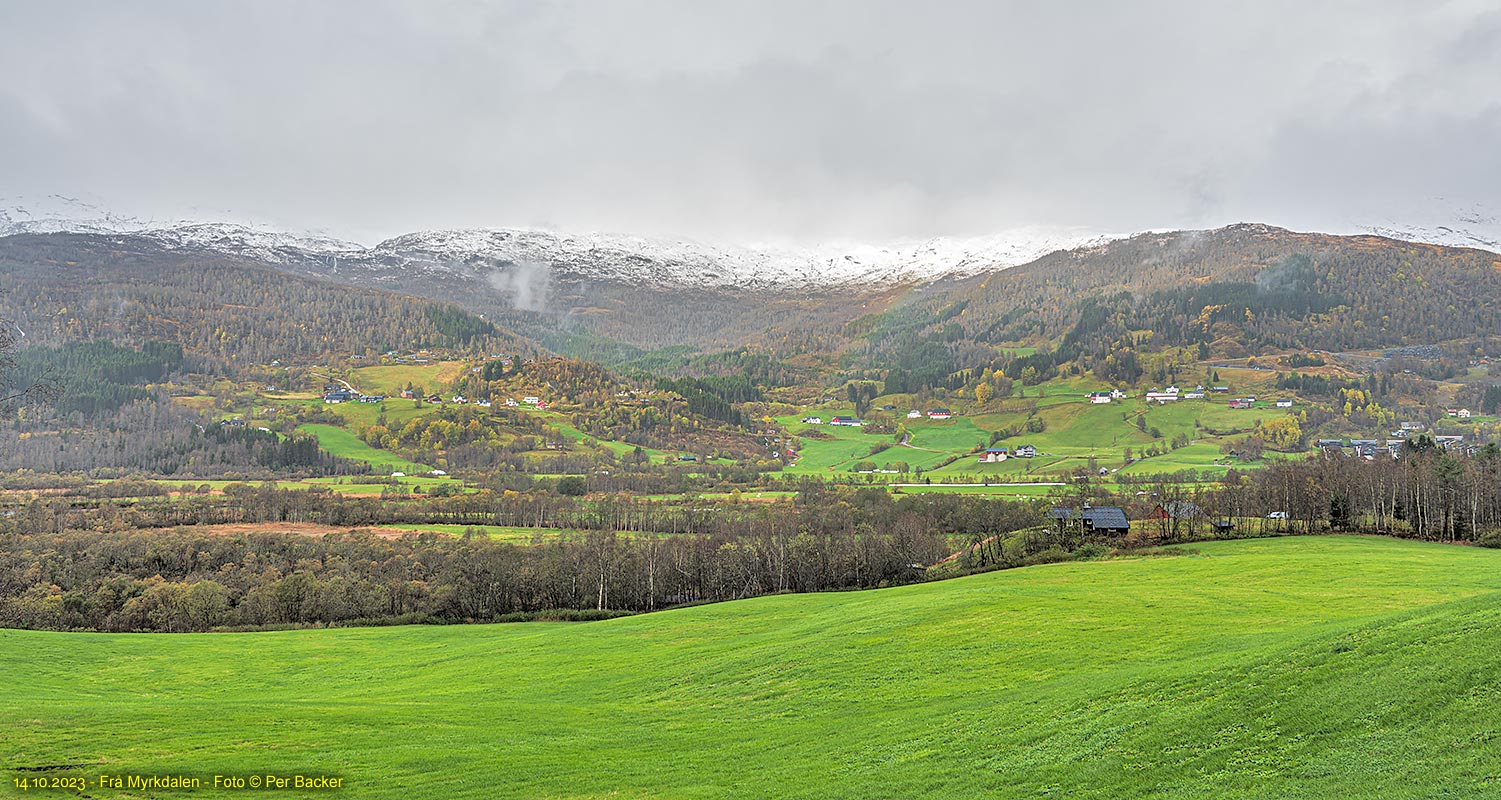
0,0,1497,244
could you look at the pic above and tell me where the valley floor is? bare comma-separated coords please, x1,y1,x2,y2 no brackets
4,536,1501,798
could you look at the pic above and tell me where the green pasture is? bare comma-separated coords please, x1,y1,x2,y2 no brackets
296,424,432,474
777,411,897,473
934,394,1301,478
6,537,1501,797
289,397,438,429
902,416,991,454
778,391,1304,478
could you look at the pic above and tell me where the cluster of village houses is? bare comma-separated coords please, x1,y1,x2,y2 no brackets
1088,385,1294,409
977,444,1036,463
322,385,548,410
320,387,384,405
1317,429,1472,459
800,407,955,428
369,351,521,368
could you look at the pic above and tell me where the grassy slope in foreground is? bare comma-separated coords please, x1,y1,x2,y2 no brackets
5,537,1501,798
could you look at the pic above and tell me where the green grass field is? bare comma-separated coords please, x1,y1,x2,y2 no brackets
5,536,1501,798
296,423,432,474
902,416,991,462
781,376,1309,481
777,411,898,473
287,396,438,430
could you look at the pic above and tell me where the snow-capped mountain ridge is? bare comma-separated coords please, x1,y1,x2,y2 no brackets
0,195,1127,288
357,226,1126,288
0,195,360,265
6,194,1501,291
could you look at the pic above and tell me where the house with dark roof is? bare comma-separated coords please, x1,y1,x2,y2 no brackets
1081,506,1130,535
1048,505,1131,536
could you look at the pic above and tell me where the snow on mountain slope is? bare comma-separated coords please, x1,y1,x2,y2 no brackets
0,195,1122,289
8,193,1501,291
1355,200,1501,253
355,226,1124,289
0,195,360,265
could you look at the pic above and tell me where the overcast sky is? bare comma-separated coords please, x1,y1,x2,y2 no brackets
2,1,1498,244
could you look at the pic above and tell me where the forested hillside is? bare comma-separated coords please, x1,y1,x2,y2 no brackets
957,225,1501,351
0,234,523,365
846,225,1501,390
2,341,367,477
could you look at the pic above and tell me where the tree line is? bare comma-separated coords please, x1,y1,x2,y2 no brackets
0,487,1032,631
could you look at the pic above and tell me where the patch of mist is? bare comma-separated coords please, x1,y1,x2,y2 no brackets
485,260,553,312
1254,253,1316,293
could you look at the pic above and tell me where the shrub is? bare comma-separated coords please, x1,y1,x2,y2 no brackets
1073,543,1109,560
1023,548,1074,566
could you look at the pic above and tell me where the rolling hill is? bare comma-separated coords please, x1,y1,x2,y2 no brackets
5,536,1501,798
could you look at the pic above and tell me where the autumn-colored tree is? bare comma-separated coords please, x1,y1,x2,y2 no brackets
1257,416,1303,451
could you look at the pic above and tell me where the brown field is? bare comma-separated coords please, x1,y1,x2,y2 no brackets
180,522,425,539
